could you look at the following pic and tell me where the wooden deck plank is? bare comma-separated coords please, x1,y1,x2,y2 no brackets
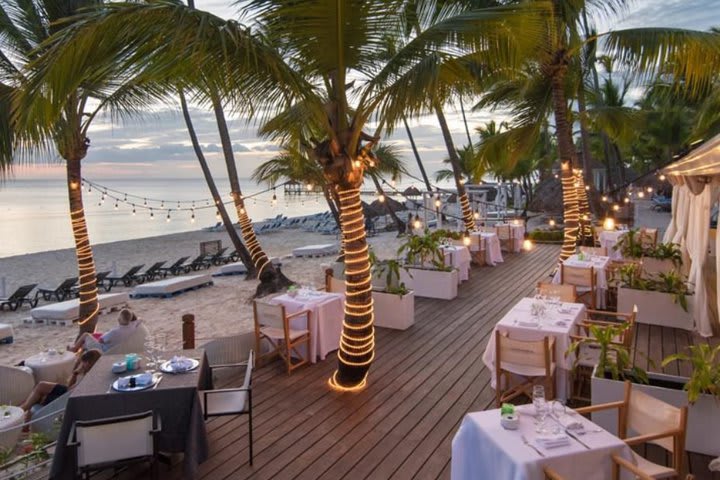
108,243,719,480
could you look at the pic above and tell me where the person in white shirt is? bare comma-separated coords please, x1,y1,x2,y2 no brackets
67,308,140,353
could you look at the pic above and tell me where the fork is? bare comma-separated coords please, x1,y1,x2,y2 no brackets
521,434,545,457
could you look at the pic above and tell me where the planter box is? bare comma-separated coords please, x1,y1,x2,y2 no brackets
640,257,676,276
372,290,414,330
617,287,693,330
591,370,720,456
399,268,458,300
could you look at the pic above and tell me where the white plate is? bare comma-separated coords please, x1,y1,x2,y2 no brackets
159,357,199,374
112,374,158,392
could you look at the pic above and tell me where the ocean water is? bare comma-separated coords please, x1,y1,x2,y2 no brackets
0,177,331,257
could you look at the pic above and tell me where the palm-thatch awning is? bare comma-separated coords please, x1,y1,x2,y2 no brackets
403,186,422,197
370,196,407,213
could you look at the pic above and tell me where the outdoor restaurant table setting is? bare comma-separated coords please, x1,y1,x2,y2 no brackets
482,297,586,400
50,349,212,480
469,231,504,266
271,288,344,362
495,222,527,252
552,253,610,308
599,229,629,260
451,402,634,480
441,244,471,282
25,349,76,384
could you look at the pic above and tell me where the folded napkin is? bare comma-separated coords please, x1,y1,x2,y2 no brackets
517,319,540,328
554,414,584,432
536,433,570,449
118,373,153,389
170,356,193,371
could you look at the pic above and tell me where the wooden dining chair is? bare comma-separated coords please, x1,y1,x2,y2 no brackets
569,306,638,401
575,381,688,480
639,228,659,250
494,331,555,407
324,269,345,294
579,246,608,256
253,300,311,375
536,282,577,303
543,467,565,480
496,225,514,252
560,264,596,309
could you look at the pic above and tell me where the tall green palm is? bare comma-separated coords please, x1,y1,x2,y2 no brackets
17,0,545,390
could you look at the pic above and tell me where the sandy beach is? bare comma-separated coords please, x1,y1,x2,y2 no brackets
0,225,406,366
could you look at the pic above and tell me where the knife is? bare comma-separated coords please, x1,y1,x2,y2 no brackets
565,428,591,449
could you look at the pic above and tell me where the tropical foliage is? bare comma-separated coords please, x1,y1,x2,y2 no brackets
662,344,720,403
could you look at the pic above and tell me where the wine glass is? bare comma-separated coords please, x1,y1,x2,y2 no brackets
532,385,548,433
144,336,158,373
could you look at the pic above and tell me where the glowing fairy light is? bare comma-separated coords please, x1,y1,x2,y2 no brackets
271,190,277,207
413,214,422,230
646,187,653,193
638,191,645,198
132,206,136,216
87,185,92,194
473,211,480,220
143,198,147,206
390,179,396,187
612,204,620,212
150,208,154,219
559,162,579,263
160,200,164,208
659,174,666,181
240,207,246,214
463,230,471,247
434,198,441,208
603,217,615,231
114,202,118,210
190,210,195,223
624,197,630,204
581,214,588,221
353,160,362,168
70,180,79,190
378,194,385,203
523,239,533,251
602,195,608,202
215,210,221,220
329,186,375,392
306,183,313,191
512,219,520,226
549,219,556,227
166,211,171,222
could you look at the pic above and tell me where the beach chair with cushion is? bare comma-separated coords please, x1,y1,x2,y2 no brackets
201,350,255,465
137,261,166,283
575,381,688,480
495,331,555,407
536,282,576,303
560,264,596,309
38,277,78,302
185,254,212,271
0,365,36,406
106,265,146,288
208,247,229,266
67,410,162,480
253,300,311,375
0,283,39,310
158,256,190,277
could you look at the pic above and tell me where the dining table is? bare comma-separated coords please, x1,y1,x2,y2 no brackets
25,350,77,384
481,297,586,401
469,231,504,266
270,290,344,363
50,349,212,480
451,406,635,480
441,245,472,282
552,254,611,309
599,230,628,260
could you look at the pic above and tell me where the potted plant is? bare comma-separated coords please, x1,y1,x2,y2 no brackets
370,257,415,330
613,228,644,259
617,263,694,330
641,242,683,276
397,232,458,300
587,339,720,456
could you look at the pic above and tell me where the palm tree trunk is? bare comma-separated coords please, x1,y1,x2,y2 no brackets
179,92,257,277
370,174,405,234
433,103,475,232
329,180,374,391
67,155,99,334
459,95,473,148
210,92,277,278
576,86,597,217
322,183,341,229
550,67,580,263
402,115,432,192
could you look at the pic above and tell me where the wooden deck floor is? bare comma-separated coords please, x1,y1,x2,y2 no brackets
111,243,719,480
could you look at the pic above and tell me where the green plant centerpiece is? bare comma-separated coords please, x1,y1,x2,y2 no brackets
645,242,683,266
397,231,449,271
662,344,720,404
370,253,409,296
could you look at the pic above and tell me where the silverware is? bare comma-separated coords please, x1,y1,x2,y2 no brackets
152,375,163,390
521,434,545,457
565,428,591,449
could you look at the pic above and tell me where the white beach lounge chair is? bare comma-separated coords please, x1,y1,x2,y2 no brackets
29,292,130,326
131,274,213,298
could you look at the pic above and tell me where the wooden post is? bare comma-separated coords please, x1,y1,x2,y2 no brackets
182,314,195,350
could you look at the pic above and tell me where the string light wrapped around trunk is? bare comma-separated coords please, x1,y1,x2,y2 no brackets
71,175,99,330
574,170,592,242
329,186,374,392
559,162,579,263
458,192,476,232
234,191,271,276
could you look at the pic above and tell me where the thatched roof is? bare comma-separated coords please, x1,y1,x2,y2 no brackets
403,186,421,197
370,196,407,213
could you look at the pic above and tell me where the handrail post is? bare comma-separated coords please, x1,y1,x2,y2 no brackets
182,314,195,350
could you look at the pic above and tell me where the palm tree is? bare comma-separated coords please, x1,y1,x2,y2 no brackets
16,0,548,390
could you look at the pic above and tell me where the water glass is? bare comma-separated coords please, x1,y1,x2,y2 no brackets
532,385,547,431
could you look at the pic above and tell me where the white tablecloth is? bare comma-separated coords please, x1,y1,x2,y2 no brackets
599,230,628,260
442,246,471,282
470,232,504,266
482,297,586,400
552,255,610,309
25,351,76,384
271,291,344,363
0,406,24,450
496,223,527,253
452,407,634,480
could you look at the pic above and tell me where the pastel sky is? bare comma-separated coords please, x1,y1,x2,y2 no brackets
12,0,720,182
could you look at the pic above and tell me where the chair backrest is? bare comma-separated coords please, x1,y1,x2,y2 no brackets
170,256,190,269
201,333,255,368
0,365,36,406
253,301,285,330
579,246,607,256
190,255,206,264
95,272,110,283
496,225,512,240
639,228,658,249
105,322,149,355
8,284,37,300
145,262,165,273
75,411,156,468
241,350,254,390
622,381,687,454
495,331,552,370
325,271,345,294
478,226,495,233
124,265,144,278
536,282,576,303
560,264,594,288
59,277,78,290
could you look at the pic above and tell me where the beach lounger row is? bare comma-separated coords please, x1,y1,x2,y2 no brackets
26,292,130,326
131,274,214,299
255,215,287,234
292,243,339,258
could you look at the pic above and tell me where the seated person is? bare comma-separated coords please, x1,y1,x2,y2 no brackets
67,308,140,353
20,349,101,424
